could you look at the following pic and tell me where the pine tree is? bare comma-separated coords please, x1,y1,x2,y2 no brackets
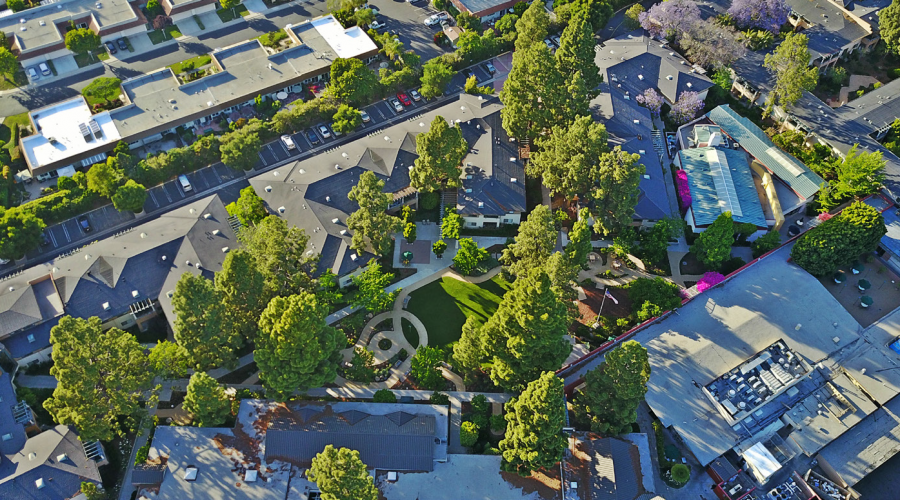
239,215,316,298
566,208,593,269
172,273,239,370
453,316,485,381
555,10,601,90
183,371,231,427
308,445,378,500
347,171,402,256
44,317,153,441
528,116,609,199
411,116,469,192
501,205,558,277
514,0,550,50
215,250,267,343
500,43,569,141
499,372,567,475
575,340,650,434
483,268,571,391
256,293,343,399
588,147,645,236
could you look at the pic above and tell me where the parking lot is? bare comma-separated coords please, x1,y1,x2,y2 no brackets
368,0,451,62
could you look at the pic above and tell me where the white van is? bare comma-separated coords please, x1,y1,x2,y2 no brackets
178,174,192,193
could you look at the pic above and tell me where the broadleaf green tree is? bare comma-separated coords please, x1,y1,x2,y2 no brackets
0,48,17,82
453,237,488,275
575,340,650,434
350,259,399,313
215,249,268,342
625,277,682,321
501,205,557,277
347,171,402,256
441,207,462,240
762,32,818,117
499,372,566,475
226,186,268,227
822,145,886,207
419,59,454,99
565,208,593,269
172,273,239,370
86,160,124,198
308,445,378,500
690,211,734,270
527,115,609,199
411,116,469,192
256,292,343,398
0,209,46,260
148,340,192,380
403,222,417,243
433,239,448,257
328,57,381,107
791,201,886,275
514,0,550,50
483,268,571,391
183,371,231,427
460,421,480,448
65,28,101,54
410,345,445,390
44,316,153,441
111,179,147,213
332,104,363,135
453,316,485,382
220,128,261,171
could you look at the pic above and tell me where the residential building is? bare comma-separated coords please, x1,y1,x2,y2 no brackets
157,0,218,22
447,0,518,22
135,400,449,500
0,370,105,499
0,195,238,365
252,94,525,286
785,0,878,72
20,15,379,177
568,433,660,500
0,0,148,66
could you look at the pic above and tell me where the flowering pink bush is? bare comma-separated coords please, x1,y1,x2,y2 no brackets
697,272,725,292
818,212,834,221
676,169,692,213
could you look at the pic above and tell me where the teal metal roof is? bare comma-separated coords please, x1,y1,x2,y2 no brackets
709,105,825,199
680,147,767,227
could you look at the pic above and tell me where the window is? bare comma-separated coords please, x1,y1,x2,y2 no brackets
26,334,35,343
1,434,11,441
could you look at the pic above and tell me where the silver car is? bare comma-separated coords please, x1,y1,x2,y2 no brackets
390,98,403,112
318,124,331,139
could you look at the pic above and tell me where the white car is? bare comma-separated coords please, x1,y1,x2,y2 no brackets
370,20,385,30
0,258,9,265
27,67,39,81
550,35,561,46
390,98,404,112
281,134,296,150
360,110,371,122
424,12,449,26
410,89,422,101
318,124,331,139
544,39,555,50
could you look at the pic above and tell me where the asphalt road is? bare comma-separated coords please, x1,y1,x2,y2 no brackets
0,1,450,116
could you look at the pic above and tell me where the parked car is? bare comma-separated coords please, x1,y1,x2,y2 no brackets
409,89,422,101
117,38,128,51
318,124,331,139
360,110,371,122
0,258,9,265
38,62,51,76
307,129,320,145
397,93,412,106
178,174,192,193
550,35,561,46
281,134,296,150
370,20,385,30
485,61,496,74
390,98,404,112
105,41,117,54
425,12,449,26
544,38,555,50
331,124,343,137
77,216,92,233
40,232,51,247
27,67,38,81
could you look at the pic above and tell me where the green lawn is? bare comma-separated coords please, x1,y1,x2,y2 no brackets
167,54,212,74
1,112,30,146
401,317,419,349
406,275,512,347
74,51,104,68
216,4,249,23
148,25,182,45
0,69,29,91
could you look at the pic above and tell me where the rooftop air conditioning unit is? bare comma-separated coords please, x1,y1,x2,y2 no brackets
387,472,398,482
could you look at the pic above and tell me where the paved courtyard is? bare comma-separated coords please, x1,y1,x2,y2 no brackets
817,256,900,327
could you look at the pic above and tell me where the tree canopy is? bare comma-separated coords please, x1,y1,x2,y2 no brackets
347,171,402,256
420,59,454,99
821,145,886,208
690,211,734,270
499,372,566,475
239,215,315,298
44,316,153,441
501,205,558,277
65,28,101,54
555,11,601,91
500,43,573,141
183,371,231,427
226,186,268,227
587,147,645,236
0,208,46,261
483,267,571,391
453,316,485,381
308,445,378,500
0,48,17,82
763,32,818,117
412,116,469,192
565,208,593,269
575,340,650,434
625,277,682,321
791,201,886,276
328,57,381,107
410,345,445,390
527,115,609,199
87,160,124,198
453,238,488,275
256,292,344,398
728,0,790,33
882,0,900,55
350,259,399,313
111,179,147,213
215,249,268,343
172,272,239,370
220,128,261,171
332,104,363,135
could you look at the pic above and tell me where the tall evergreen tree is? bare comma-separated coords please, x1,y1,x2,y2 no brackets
215,249,267,343
587,147,645,236
308,445,378,500
256,293,344,399
411,116,469,192
500,43,569,141
347,171,403,256
239,215,315,298
453,316,485,383
690,211,734,270
556,11,601,91
501,205,558,277
183,371,231,427
566,207,593,269
499,372,567,475
575,340,650,434
483,268,571,391
44,317,153,441
172,273,239,370
514,0,550,50
527,115,609,199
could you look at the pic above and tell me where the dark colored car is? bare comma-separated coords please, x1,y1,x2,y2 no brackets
307,129,320,145
40,232,51,247
105,41,117,54
77,216,92,233
397,93,412,106
117,38,128,51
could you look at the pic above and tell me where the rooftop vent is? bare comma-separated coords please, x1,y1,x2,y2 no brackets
27,334,35,343
326,196,331,202
643,174,650,179
212,229,220,235
637,74,644,80
465,188,472,193
28,452,37,460
265,186,272,192
687,82,693,88
102,302,110,311
140,232,147,238
510,177,517,183
633,119,640,124
666,75,673,80
203,213,211,219
57,454,68,462
332,218,340,224
350,253,358,261
35,478,45,489
166,290,174,298
340,229,347,235
478,202,484,208
132,290,139,298
278,206,285,213
221,247,229,253
387,472,398,482
245,470,258,482
184,467,198,481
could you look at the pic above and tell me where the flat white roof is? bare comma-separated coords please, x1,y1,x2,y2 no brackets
23,97,121,169
743,442,781,480
310,15,377,59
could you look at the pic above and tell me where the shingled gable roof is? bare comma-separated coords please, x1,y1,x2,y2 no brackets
0,287,43,338
594,30,713,103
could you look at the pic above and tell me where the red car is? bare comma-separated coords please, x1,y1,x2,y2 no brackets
397,93,412,106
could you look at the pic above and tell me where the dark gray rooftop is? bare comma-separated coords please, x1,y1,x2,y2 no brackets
584,436,647,500
0,372,26,456
786,0,870,61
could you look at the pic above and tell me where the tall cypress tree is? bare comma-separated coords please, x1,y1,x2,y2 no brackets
575,340,651,434
499,372,567,475
172,273,239,370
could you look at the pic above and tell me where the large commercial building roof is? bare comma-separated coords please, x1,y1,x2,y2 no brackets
708,105,824,200
680,147,767,227
635,244,861,465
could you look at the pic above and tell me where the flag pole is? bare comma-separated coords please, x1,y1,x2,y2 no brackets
598,287,608,315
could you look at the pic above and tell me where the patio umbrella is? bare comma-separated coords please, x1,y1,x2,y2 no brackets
861,295,874,308
834,271,846,284
401,251,413,264
858,279,872,291
852,261,864,274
